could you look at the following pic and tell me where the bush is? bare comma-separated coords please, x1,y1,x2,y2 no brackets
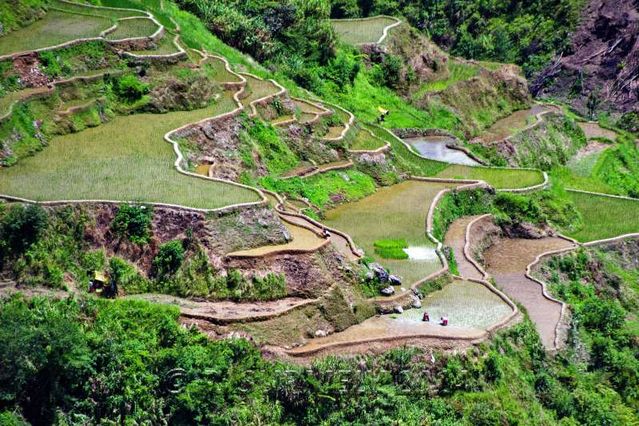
152,240,185,278
0,204,48,258
109,256,149,294
114,74,149,103
111,204,153,245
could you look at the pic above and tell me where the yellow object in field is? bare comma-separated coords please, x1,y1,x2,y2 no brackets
377,106,389,115
93,271,107,284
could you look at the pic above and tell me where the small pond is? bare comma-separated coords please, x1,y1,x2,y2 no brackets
404,136,480,166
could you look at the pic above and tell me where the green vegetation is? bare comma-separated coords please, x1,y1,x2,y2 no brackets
431,187,581,242
334,0,587,76
565,191,639,242
261,169,376,209
0,204,47,263
538,245,639,413
111,204,153,245
349,127,386,151
330,16,397,45
0,0,47,35
2,295,636,424
242,118,298,176
414,61,479,95
0,95,261,210
436,165,544,189
373,238,408,259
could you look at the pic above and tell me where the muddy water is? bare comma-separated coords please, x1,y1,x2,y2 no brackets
478,105,553,144
194,164,210,176
444,216,484,280
405,136,480,166
291,279,512,353
483,237,575,349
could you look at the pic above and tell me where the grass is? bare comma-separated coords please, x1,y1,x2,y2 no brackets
436,165,544,189
565,191,639,242
330,16,397,45
374,239,408,259
414,62,479,96
0,87,48,117
349,128,386,151
0,10,111,56
326,72,462,131
105,17,158,40
0,91,260,209
323,180,455,284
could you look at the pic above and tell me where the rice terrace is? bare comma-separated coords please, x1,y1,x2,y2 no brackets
1,0,638,424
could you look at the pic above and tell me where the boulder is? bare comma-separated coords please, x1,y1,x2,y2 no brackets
411,296,422,309
394,306,404,314
389,274,402,286
314,330,328,338
380,286,395,296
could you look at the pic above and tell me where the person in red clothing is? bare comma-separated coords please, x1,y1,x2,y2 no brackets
422,312,430,322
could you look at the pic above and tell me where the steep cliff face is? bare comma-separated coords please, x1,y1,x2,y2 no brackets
533,0,639,116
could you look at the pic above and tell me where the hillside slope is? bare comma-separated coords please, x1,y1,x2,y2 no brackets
533,0,639,117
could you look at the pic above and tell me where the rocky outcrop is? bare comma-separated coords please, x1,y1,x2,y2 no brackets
533,0,639,116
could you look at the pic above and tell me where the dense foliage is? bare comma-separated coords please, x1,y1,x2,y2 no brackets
1,294,636,425
330,0,586,76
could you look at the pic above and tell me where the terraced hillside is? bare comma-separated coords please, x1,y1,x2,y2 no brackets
1,1,639,424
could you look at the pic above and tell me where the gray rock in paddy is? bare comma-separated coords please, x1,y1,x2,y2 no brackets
389,274,402,286
314,330,327,338
394,306,404,314
380,286,395,296
411,297,422,309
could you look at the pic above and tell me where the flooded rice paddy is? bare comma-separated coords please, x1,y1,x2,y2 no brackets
477,104,554,144
322,180,456,285
292,279,512,353
483,236,575,348
405,136,479,166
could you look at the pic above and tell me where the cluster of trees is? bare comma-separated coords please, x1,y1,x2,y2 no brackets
329,0,586,76
0,293,636,425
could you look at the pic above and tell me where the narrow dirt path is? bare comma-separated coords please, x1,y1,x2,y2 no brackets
482,237,575,349
444,216,484,280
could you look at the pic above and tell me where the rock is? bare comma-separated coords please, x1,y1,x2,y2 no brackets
389,274,402,286
394,306,404,314
314,330,327,338
380,286,395,296
411,297,422,309
370,263,389,282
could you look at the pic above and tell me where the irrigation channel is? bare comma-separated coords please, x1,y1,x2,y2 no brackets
404,136,480,166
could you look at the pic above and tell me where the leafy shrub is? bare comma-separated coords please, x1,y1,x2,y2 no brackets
114,74,149,103
109,256,149,294
0,204,48,259
111,204,153,245
152,240,185,278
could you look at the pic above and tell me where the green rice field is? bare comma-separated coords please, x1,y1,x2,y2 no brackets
349,128,386,151
0,91,260,209
436,164,544,189
565,191,639,242
201,56,242,83
0,10,111,56
239,74,280,108
323,180,455,285
105,17,158,40
331,17,398,45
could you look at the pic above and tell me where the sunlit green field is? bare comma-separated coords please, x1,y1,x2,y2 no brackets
349,128,386,151
0,92,260,209
331,16,397,45
566,190,639,242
